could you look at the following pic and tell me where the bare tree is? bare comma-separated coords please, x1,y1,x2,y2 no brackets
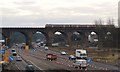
98,18,104,25
94,20,98,25
107,18,114,25
94,18,114,25
94,18,103,48
94,18,104,25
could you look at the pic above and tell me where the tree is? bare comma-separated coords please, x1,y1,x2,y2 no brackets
94,18,105,48
94,18,114,25
107,18,114,25
94,18,104,25
94,18,115,48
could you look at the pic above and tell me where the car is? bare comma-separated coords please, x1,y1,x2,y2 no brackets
60,51,67,55
65,44,69,47
46,53,57,61
25,65,34,72
12,52,17,56
69,55,76,60
11,49,16,53
16,56,22,61
45,46,49,50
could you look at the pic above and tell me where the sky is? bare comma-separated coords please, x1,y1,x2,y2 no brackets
0,0,119,27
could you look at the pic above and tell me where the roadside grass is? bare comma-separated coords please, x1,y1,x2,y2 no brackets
49,47,75,55
86,48,119,66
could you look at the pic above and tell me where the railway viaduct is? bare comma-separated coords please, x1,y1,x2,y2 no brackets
0,24,119,48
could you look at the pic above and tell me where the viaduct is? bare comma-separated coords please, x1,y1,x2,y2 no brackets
0,24,119,48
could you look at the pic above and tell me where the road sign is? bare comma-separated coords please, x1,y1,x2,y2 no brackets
9,56,14,61
87,58,92,63
0,50,5,54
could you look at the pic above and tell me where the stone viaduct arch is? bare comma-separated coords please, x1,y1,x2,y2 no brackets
0,24,118,48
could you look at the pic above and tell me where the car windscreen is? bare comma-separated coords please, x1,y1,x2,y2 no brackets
12,50,15,52
80,54,87,56
13,53,17,56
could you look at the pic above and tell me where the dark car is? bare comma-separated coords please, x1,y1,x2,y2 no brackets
69,55,76,60
11,49,16,53
25,65,34,72
12,52,17,56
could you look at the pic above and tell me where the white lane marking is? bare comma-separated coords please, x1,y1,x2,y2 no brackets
27,60,44,71
18,51,46,71
15,65,20,70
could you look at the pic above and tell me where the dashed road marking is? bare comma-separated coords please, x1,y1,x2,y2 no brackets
27,60,44,71
15,65,20,70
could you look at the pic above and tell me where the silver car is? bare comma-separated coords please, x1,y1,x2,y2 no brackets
16,56,22,61
60,51,67,55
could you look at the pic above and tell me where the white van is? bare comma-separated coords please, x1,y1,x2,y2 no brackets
73,59,87,69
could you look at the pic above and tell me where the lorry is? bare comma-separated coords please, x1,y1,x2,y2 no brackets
73,49,87,69
46,53,57,61
75,49,87,59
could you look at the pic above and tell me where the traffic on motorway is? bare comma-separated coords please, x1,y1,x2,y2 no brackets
0,43,119,72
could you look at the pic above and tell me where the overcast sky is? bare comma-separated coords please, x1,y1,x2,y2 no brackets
0,0,119,27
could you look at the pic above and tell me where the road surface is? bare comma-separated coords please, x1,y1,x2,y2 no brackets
3,47,119,72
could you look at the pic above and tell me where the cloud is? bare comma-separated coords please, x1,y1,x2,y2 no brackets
0,0,119,27
13,1,36,5
1,14,99,27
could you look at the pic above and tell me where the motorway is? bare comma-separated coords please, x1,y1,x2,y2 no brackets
3,47,119,72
